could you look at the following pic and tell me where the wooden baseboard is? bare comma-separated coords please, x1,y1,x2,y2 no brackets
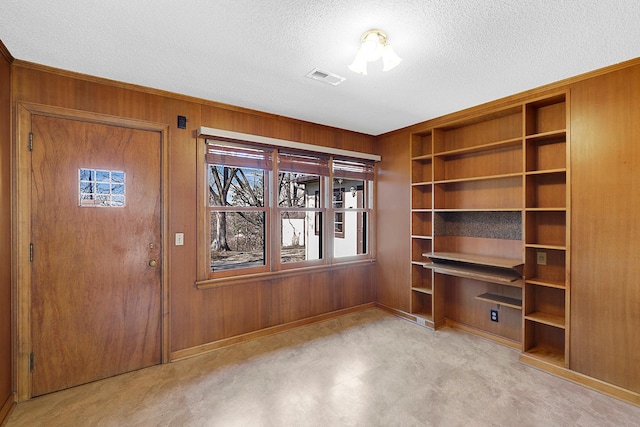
375,303,419,322
445,320,521,350
0,393,15,427
520,353,640,408
170,302,376,361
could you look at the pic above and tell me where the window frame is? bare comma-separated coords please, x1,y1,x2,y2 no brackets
331,164,373,262
204,143,273,279
275,153,328,270
197,133,377,282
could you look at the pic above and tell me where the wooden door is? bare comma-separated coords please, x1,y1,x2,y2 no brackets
30,114,162,396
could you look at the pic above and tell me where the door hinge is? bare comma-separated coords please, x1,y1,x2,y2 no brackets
29,243,33,262
29,132,33,151
30,352,34,372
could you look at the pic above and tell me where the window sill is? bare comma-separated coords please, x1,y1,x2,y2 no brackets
195,259,377,290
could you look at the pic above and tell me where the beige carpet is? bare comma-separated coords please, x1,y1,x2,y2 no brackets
6,308,640,426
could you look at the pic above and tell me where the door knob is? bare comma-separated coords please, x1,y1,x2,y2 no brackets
148,259,157,267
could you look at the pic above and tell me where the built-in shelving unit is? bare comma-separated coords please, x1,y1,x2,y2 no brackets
409,92,570,354
410,131,439,326
521,93,570,368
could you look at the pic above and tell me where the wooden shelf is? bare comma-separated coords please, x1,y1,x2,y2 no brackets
411,235,432,240
525,243,566,251
411,209,432,213
425,252,523,270
525,278,566,289
411,154,433,161
434,137,522,158
413,311,433,322
475,293,522,309
434,208,522,213
524,312,565,329
525,129,566,141
411,260,433,267
525,168,566,176
433,172,522,185
521,346,565,367
412,287,433,295
411,181,432,186
525,208,566,212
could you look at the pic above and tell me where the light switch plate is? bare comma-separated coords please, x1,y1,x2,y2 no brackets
175,232,184,246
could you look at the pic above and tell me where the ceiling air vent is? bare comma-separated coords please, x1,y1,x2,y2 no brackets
305,68,346,86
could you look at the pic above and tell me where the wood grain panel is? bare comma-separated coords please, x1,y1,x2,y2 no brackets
375,131,411,312
12,65,164,122
434,177,522,210
570,63,640,393
434,236,523,261
0,41,13,417
172,264,375,348
161,97,201,355
438,146,522,180
436,110,522,152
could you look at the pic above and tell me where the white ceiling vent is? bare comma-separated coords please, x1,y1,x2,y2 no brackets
305,68,346,86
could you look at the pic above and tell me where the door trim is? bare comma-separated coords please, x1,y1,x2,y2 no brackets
14,102,170,401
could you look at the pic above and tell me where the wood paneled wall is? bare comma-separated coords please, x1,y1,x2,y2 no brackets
570,63,640,393
375,131,411,312
0,42,14,418
10,61,376,358
5,42,640,407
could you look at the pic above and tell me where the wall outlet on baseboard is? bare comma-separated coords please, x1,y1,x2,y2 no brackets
490,309,499,322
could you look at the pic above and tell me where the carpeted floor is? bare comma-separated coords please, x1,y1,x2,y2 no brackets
6,308,640,426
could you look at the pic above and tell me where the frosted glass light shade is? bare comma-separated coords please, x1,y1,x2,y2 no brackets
381,44,402,71
349,29,401,75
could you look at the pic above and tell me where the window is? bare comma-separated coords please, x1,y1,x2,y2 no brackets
206,144,271,276
203,138,375,279
79,168,126,207
277,152,328,266
332,160,374,258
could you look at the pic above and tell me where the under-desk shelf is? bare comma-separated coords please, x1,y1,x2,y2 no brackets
475,293,522,310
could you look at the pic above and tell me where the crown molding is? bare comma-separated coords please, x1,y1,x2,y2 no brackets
0,40,14,63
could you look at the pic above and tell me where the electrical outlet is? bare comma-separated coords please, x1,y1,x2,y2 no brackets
490,309,499,322
175,232,184,246
537,251,547,265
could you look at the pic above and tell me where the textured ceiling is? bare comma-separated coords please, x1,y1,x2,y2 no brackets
1,1,640,135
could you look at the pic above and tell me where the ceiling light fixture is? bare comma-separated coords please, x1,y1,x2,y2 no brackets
348,29,402,75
